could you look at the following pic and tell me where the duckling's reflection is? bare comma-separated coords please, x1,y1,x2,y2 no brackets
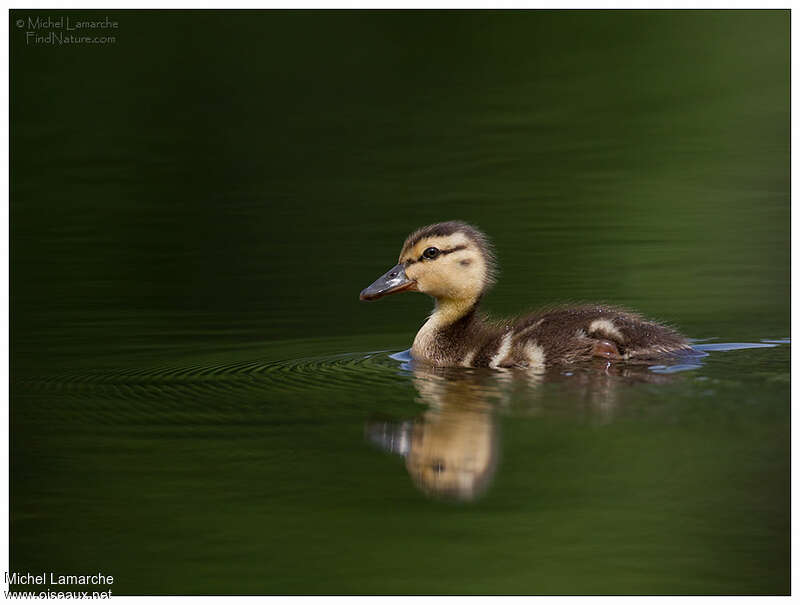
366,366,507,502
366,358,689,502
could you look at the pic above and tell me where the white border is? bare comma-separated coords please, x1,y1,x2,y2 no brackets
2,3,9,602
1,1,796,7
1,3,793,603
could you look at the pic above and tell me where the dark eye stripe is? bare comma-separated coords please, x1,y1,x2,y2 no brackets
405,245,468,265
428,245,467,259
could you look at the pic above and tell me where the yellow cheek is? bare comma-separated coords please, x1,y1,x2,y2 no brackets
405,264,422,282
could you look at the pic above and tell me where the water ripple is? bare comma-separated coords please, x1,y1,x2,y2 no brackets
18,339,789,405
20,351,407,401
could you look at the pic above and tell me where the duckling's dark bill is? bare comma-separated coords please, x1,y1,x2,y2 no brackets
360,264,417,301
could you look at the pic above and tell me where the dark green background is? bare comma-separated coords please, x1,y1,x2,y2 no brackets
11,10,789,595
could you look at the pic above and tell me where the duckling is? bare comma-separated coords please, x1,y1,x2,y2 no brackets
359,221,692,369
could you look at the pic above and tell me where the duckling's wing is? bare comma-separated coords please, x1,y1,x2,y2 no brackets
588,309,690,359
514,305,690,364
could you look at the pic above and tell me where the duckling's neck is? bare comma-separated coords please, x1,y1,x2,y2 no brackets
431,296,479,327
412,296,483,364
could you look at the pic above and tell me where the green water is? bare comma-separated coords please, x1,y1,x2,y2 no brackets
11,10,789,595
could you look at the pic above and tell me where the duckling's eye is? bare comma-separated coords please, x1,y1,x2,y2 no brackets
432,460,446,474
422,247,440,260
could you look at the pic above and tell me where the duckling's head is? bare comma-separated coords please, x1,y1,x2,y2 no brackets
360,221,496,305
